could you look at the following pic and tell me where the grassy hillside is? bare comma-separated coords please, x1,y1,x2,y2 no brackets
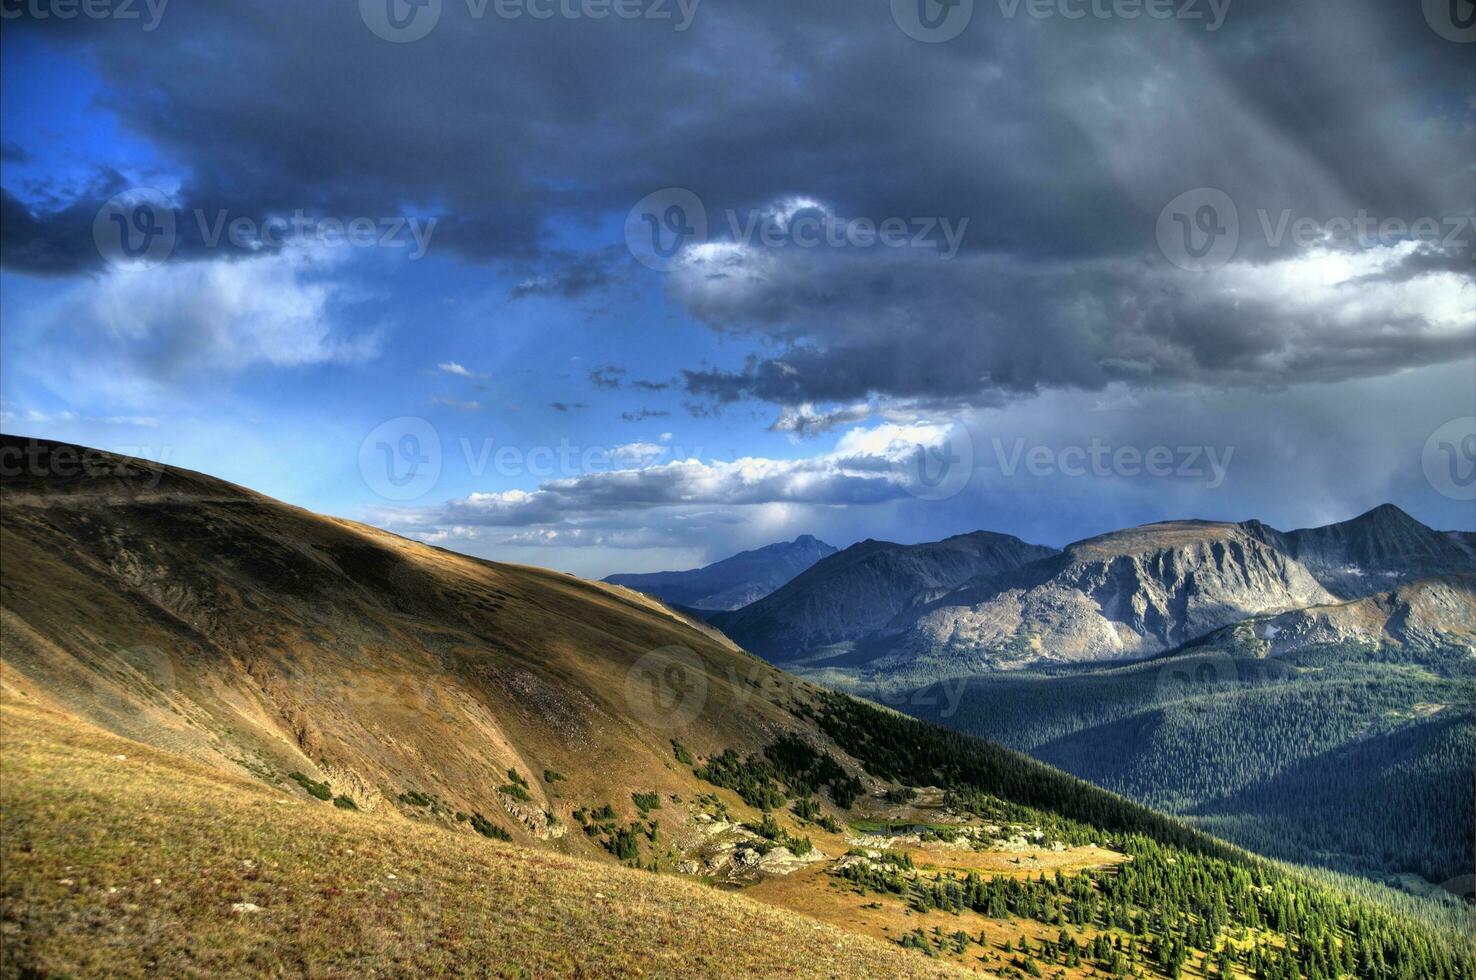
3,436,1473,978
0,435,827,870
0,694,967,979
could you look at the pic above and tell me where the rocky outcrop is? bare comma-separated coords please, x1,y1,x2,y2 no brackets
1245,575,1476,656
498,792,568,840
678,811,825,881
889,522,1337,667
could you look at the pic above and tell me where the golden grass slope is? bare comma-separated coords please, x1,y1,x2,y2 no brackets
0,436,843,861
0,435,989,975
0,694,971,979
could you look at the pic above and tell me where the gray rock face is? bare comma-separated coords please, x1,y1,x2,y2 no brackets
602,534,837,611
709,532,1059,662
887,522,1339,669
717,505,1476,677
1247,574,1476,656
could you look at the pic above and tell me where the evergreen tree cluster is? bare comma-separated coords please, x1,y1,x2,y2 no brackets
804,690,1475,979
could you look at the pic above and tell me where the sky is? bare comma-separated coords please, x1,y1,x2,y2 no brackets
1,0,1473,579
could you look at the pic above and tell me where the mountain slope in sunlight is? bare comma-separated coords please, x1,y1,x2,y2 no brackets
4,436,1472,980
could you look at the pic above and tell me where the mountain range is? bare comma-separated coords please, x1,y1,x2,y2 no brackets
603,534,837,610
6,435,1472,978
695,505,1475,683
612,507,1476,892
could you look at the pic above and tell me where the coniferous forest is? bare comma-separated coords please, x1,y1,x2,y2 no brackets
893,643,1476,888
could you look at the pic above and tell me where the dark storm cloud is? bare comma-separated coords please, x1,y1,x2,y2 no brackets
0,176,150,276
2,0,1471,405
6,0,1464,261
1,186,94,276
669,243,1474,406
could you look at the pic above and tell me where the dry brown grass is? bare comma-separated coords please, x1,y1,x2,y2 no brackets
0,697,974,979
744,843,1125,978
